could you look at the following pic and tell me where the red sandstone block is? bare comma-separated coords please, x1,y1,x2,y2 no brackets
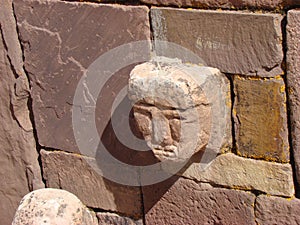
143,176,256,225
255,195,300,224
142,0,299,10
287,9,300,190
151,8,283,77
14,0,151,152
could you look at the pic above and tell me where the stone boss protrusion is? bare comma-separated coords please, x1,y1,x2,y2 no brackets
128,57,229,162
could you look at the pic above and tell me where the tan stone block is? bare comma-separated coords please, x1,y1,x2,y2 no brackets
181,153,294,197
233,76,289,162
40,150,143,218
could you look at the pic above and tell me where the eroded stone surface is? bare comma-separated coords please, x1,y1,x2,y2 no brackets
141,0,299,9
233,76,289,162
287,9,300,191
12,188,97,225
0,1,44,224
151,8,283,77
181,153,294,197
41,150,143,218
128,59,211,161
14,0,150,152
97,212,143,225
255,195,300,225
143,177,256,225
128,58,231,162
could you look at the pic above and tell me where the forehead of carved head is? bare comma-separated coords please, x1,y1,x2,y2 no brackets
128,57,214,162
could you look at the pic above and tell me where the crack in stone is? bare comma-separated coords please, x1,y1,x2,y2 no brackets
4,0,45,189
18,20,67,65
0,2,25,77
253,196,259,225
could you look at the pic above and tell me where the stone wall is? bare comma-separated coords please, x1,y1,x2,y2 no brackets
0,0,300,224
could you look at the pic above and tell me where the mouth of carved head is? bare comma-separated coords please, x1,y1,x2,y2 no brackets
151,145,179,160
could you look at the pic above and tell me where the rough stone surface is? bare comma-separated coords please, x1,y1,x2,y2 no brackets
141,0,300,9
181,153,294,197
40,150,143,218
0,1,44,224
287,9,300,192
151,8,283,77
255,195,300,225
14,0,150,153
233,75,289,162
97,212,143,225
143,177,256,225
12,188,98,225
128,58,211,162
128,57,231,163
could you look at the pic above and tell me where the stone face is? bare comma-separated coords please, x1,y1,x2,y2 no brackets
0,1,44,224
151,8,283,77
41,150,143,218
143,177,256,225
255,195,300,225
287,9,300,192
128,58,212,162
141,0,299,9
233,76,289,162
97,212,143,225
128,58,231,163
12,188,98,225
181,153,294,197
14,0,151,153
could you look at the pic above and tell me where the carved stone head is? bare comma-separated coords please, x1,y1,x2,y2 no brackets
128,57,213,162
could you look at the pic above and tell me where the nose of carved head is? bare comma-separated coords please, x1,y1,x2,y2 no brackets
149,108,179,161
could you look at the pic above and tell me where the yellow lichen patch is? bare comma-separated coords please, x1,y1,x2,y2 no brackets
233,75,289,163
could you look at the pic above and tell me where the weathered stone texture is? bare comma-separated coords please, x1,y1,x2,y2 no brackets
255,195,300,225
128,58,231,163
41,150,143,218
143,177,256,225
233,76,289,162
181,153,294,197
0,0,44,224
287,9,300,191
128,59,212,162
12,188,98,225
97,212,143,225
151,8,283,77
14,0,150,153
141,0,299,10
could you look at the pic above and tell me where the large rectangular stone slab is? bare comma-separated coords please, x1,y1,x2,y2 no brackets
143,177,256,225
287,9,300,192
14,0,151,153
233,75,289,162
180,153,294,197
0,1,44,224
151,8,283,77
142,0,300,10
41,150,143,218
255,195,300,224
